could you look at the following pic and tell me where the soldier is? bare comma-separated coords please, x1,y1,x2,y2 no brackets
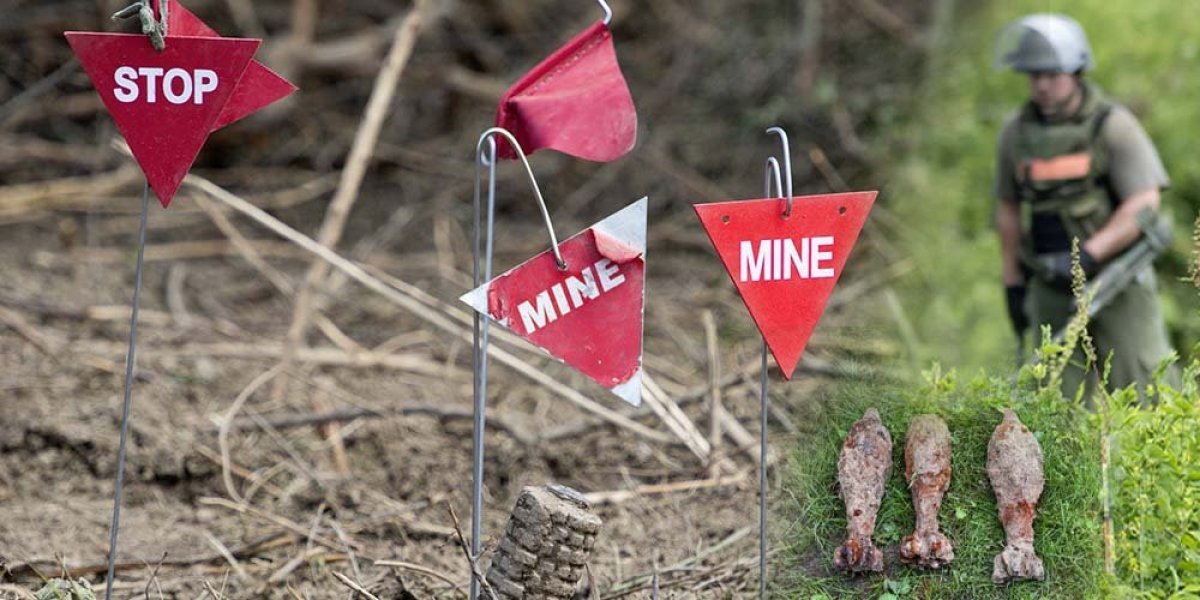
993,14,1177,397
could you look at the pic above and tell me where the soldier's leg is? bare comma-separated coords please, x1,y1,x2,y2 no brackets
1089,269,1179,400
1028,280,1091,400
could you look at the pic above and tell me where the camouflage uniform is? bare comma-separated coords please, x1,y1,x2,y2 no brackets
995,81,1177,396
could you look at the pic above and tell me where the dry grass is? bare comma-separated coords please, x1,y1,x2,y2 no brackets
0,0,932,597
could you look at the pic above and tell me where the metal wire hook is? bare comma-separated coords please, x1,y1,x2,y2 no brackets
765,156,784,202
596,0,613,25
475,127,567,270
111,0,168,50
479,135,497,168
765,126,794,217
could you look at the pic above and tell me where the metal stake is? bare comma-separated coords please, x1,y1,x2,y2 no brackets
758,339,769,600
757,126,794,599
103,181,151,600
470,136,496,600
596,0,613,25
469,127,563,600
468,18,618,585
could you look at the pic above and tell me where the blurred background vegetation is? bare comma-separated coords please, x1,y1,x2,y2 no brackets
876,0,1200,373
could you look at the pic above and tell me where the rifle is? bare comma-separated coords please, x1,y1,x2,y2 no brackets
1045,210,1174,348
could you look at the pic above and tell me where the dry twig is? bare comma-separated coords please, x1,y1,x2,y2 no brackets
267,504,325,584
197,497,350,554
201,531,249,582
188,174,674,445
445,504,498,600
374,560,466,596
0,306,57,356
331,572,381,600
703,310,725,476
207,403,534,446
139,552,168,600
6,533,294,581
218,364,286,503
583,473,749,506
278,0,432,400
642,372,711,461
74,339,450,376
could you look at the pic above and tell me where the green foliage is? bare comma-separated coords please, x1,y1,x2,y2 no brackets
879,0,1200,371
34,579,96,600
879,577,914,599
1190,214,1200,289
1104,360,1200,597
776,231,1200,598
776,364,1104,599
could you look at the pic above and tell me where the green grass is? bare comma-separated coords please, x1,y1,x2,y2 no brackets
774,227,1200,598
775,367,1105,599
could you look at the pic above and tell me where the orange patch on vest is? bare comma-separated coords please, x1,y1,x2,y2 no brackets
1023,153,1092,182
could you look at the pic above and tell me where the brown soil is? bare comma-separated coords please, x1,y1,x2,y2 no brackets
0,0,929,597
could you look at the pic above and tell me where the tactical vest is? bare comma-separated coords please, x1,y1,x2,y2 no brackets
1013,82,1116,257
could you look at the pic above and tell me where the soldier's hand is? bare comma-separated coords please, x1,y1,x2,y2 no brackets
1005,284,1029,335
1043,249,1099,289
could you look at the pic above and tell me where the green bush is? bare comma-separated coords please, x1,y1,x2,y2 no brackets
1105,359,1200,598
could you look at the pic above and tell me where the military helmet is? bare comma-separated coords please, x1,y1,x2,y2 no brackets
995,14,1094,73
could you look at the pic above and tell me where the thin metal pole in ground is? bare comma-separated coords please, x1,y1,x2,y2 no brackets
470,136,498,600
758,126,790,600
466,127,562,599
103,181,151,600
759,339,769,600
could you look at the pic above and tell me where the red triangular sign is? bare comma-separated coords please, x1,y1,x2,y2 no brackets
65,33,259,207
165,1,297,130
495,22,637,162
461,198,647,406
694,191,876,379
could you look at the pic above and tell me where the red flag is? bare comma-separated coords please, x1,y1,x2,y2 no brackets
694,192,876,379
65,33,258,207
164,0,297,130
495,22,637,162
461,198,647,405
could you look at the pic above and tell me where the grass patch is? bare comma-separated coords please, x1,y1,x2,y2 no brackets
776,366,1105,599
774,225,1200,598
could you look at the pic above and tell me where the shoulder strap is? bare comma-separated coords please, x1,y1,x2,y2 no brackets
1090,103,1114,140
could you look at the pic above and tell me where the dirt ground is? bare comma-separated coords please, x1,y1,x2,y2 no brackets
0,0,930,597
0,206,890,598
